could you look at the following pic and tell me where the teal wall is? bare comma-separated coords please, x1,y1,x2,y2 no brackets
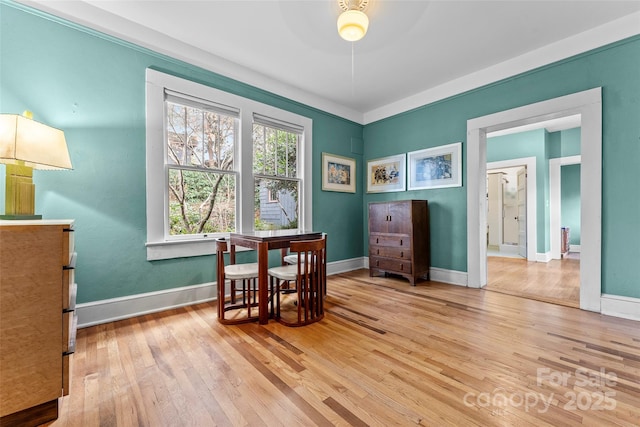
2,2,639,301
561,164,581,245
0,2,364,303
364,36,640,298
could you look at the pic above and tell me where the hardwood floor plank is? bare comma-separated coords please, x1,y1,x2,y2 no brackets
50,270,640,426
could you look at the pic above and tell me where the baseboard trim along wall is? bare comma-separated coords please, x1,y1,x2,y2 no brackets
429,267,468,287
536,252,552,263
77,257,366,328
601,294,640,322
77,259,638,328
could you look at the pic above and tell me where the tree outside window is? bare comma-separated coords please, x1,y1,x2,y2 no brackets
166,102,237,235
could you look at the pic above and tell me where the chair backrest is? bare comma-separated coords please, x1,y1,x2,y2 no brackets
290,237,326,276
285,236,326,326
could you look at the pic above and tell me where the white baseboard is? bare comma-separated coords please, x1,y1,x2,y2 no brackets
429,267,468,286
77,260,639,328
536,252,552,262
77,258,366,328
600,294,640,321
77,282,218,328
328,257,366,275
570,245,581,253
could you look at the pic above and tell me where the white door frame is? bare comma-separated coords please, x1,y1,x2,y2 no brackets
487,158,537,262
466,88,602,312
550,155,582,259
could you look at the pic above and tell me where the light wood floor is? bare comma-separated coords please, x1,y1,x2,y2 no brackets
51,270,639,427
487,256,580,308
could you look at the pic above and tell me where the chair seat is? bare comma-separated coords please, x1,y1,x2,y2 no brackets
268,264,298,281
225,262,259,280
283,254,298,265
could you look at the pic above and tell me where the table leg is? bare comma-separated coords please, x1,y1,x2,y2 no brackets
258,241,269,324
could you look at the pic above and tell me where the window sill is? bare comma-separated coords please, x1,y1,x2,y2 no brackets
146,237,253,261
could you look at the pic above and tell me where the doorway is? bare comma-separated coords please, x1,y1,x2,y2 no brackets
487,166,526,258
484,129,582,307
466,88,602,312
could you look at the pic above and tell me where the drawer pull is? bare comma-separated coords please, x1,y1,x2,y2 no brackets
400,239,403,246
376,249,379,255
400,264,404,270
400,251,404,258
376,260,379,267
376,238,379,244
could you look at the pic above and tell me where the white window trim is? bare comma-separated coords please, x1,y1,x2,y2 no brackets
145,69,312,260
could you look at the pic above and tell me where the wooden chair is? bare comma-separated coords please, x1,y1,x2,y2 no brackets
216,239,261,325
282,234,328,296
268,236,326,327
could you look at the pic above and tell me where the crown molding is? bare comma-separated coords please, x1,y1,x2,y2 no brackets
14,1,640,125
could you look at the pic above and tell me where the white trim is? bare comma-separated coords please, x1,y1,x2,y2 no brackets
536,252,553,263
363,13,640,124
570,245,581,253
17,3,640,124
327,257,366,275
601,295,640,322
77,282,218,328
550,155,582,259
145,69,313,260
77,258,364,328
429,267,468,287
487,157,537,262
467,88,602,313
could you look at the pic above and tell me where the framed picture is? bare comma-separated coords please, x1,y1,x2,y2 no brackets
366,154,406,193
407,142,462,190
322,152,356,193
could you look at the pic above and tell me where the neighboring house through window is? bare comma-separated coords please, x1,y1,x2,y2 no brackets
145,69,312,260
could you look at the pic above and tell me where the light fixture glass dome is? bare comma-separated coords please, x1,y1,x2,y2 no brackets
337,9,369,42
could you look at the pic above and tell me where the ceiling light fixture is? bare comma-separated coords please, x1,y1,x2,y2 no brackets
337,0,369,42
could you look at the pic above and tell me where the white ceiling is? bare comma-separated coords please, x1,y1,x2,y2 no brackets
19,1,640,124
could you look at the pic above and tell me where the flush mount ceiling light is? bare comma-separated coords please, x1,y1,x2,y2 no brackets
337,0,369,42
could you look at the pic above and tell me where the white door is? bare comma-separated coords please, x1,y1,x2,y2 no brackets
517,167,527,258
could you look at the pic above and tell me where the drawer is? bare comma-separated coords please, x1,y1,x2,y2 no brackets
370,256,412,274
62,311,78,355
63,282,78,313
369,234,411,248
369,245,411,260
62,229,75,266
63,269,76,309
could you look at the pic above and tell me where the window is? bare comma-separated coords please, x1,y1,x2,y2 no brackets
165,94,238,236
146,69,312,260
253,115,302,230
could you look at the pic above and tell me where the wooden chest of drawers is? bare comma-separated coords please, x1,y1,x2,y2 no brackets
0,220,77,426
368,200,429,285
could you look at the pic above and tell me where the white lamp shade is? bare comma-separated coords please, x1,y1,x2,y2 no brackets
0,114,72,170
337,10,369,42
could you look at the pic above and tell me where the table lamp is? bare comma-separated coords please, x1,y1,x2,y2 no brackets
0,111,72,220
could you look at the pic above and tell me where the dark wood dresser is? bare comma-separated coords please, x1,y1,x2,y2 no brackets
368,200,430,285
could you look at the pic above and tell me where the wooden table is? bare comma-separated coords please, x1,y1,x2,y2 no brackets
229,230,323,324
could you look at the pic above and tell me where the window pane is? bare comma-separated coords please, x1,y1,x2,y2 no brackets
204,111,235,170
168,168,235,235
254,177,298,230
252,123,298,178
166,102,188,165
167,101,235,170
